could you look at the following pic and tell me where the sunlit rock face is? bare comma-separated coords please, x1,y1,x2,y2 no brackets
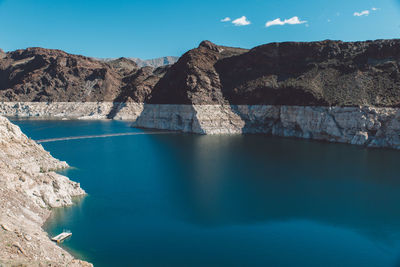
0,115,90,266
1,39,400,149
133,104,400,149
148,39,400,107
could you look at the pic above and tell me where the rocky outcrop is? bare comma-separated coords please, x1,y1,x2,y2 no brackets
1,101,400,149
132,104,400,149
1,40,400,149
117,65,170,103
0,47,121,102
148,41,249,104
0,101,144,120
147,39,400,107
1,40,399,106
217,40,400,106
0,48,169,102
0,116,90,266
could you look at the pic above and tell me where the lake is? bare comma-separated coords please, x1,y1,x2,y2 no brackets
13,119,400,267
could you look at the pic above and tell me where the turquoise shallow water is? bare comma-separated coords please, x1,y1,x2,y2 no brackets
12,119,400,267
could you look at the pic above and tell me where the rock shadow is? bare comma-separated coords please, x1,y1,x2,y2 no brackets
132,103,206,134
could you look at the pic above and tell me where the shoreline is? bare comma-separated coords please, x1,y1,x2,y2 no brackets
1,102,400,150
42,194,91,264
0,115,92,266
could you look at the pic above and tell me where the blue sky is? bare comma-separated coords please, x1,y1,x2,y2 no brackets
0,0,399,59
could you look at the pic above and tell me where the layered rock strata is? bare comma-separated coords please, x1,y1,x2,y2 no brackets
0,101,144,120
0,116,90,266
1,39,400,149
134,104,400,149
1,102,399,149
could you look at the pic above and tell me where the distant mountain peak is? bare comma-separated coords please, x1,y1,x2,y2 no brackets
129,56,179,68
96,56,179,68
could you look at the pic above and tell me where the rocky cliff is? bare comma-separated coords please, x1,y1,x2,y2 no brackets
0,116,90,266
1,40,400,149
148,39,400,106
1,40,399,106
0,48,169,103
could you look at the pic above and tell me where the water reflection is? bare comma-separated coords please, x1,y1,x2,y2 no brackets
153,134,400,242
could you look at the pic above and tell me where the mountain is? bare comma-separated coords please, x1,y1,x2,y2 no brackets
0,39,399,107
129,56,179,68
0,40,400,148
0,48,169,102
148,39,400,107
97,56,179,68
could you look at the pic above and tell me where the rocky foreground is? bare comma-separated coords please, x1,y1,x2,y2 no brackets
1,39,400,149
0,116,90,266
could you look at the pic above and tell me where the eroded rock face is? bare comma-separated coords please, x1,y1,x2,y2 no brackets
148,39,400,107
0,116,90,266
148,40,248,104
133,104,400,149
0,101,145,120
1,40,399,107
118,65,170,103
1,40,400,149
0,48,169,103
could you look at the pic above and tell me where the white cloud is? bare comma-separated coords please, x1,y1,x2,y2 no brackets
354,10,370,16
371,7,379,11
265,16,307,27
232,16,251,26
221,17,231,22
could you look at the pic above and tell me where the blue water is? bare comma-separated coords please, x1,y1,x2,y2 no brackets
12,119,400,267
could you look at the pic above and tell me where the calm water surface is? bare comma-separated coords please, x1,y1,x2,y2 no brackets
13,120,400,267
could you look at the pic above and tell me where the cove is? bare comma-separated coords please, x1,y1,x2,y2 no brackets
13,119,400,267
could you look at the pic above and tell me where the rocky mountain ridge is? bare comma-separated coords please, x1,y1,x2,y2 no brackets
0,48,170,102
97,56,178,68
1,40,400,149
148,39,400,106
1,39,399,107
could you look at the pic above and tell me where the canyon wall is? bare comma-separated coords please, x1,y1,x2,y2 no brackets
0,115,90,266
134,104,400,149
1,102,400,149
1,39,400,149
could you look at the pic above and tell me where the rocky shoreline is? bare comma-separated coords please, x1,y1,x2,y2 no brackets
1,37,400,265
0,115,91,266
1,102,400,149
